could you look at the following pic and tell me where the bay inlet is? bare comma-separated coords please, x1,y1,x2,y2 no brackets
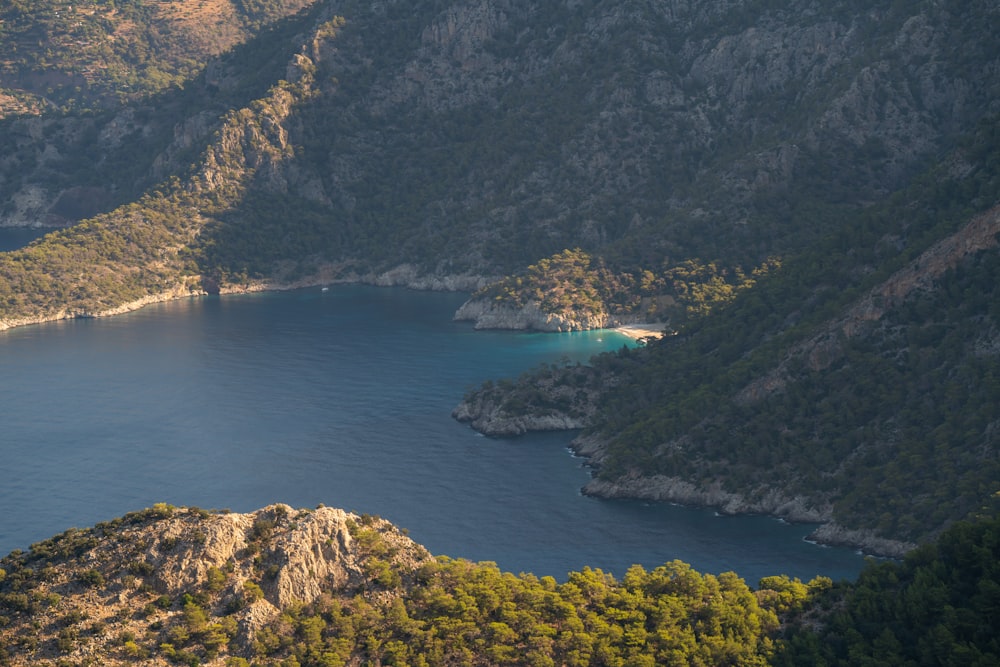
0,240,866,583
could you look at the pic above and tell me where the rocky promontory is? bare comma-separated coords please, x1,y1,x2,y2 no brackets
452,390,590,436
453,297,622,332
0,504,428,666
452,362,609,436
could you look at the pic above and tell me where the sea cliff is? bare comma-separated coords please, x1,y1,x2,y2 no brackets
453,296,650,332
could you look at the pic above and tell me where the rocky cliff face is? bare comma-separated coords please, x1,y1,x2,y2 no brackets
453,298,617,332
0,504,428,666
453,363,609,436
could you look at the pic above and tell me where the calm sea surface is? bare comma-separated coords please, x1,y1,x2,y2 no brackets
0,234,866,584
0,227,48,251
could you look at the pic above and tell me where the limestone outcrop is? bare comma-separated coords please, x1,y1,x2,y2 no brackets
0,504,429,665
453,298,636,332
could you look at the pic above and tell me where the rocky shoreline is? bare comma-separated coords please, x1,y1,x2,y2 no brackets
570,436,916,559
451,385,918,559
0,261,494,333
579,473,916,559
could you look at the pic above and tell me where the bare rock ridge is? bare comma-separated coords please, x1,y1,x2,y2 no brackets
0,504,429,666
735,204,1000,404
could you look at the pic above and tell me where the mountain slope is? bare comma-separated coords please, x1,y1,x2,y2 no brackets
0,0,320,116
456,119,1000,555
3,0,1000,297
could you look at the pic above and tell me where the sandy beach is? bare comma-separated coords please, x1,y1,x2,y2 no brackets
613,323,668,340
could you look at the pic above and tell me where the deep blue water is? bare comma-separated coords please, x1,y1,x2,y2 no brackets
0,233,866,584
0,227,48,251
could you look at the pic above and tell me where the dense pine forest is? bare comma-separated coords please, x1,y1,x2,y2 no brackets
0,505,997,665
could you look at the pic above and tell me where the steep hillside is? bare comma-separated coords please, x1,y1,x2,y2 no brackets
205,0,1000,283
0,45,324,328
457,118,1000,555
0,0,320,116
2,0,999,321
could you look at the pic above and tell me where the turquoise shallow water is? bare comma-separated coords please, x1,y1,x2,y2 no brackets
0,246,866,583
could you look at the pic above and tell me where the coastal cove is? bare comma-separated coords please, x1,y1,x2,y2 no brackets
0,274,865,585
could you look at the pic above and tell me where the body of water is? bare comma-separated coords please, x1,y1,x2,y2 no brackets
0,236,866,584
0,227,49,252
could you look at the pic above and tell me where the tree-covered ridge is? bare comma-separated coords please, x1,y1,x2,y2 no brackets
775,509,1000,666
0,0,319,115
0,503,826,667
2,503,997,667
468,247,780,328
252,558,811,667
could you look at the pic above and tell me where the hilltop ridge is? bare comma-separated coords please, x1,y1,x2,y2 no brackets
2,504,998,666
0,504,790,666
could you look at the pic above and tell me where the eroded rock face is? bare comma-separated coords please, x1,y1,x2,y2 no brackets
132,504,426,613
0,504,430,665
454,298,621,332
